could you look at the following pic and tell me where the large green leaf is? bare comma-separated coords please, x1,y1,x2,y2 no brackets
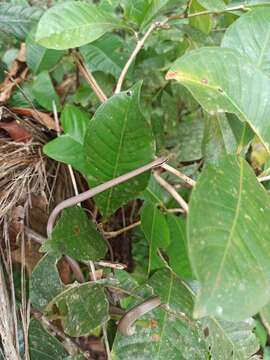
112,269,207,359
30,254,64,311
29,320,68,360
26,32,64,74
202,317,259,359
35,1,120,50
50,283,109,337
84,83,155,218
43,104,89,174
0,4,43,40
187,155,270,320
140,202,170,273
166,47,270,154
80,33,130,79
222,7,270,76
43,206,107,262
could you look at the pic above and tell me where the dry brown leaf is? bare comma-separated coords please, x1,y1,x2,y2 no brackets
11,241,42,275
11,107,56,130
0,121,32,142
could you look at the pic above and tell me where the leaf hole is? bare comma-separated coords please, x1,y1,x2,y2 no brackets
126,90,132,96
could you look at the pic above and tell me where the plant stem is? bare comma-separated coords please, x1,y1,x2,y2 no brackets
154,172,189,213
104,220,141,238
115,4,248,94
168,4,247,21
161,163,196,187
73,51,107,103
115,22,160,94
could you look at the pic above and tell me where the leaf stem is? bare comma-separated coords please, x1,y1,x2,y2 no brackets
168,4,248,21
153,172,189,213
73,51,107,103
161,163,196,187
115,22,161,94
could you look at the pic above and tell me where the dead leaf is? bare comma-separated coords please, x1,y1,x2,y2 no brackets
0,43,28,103
0,121,32,142
11,107,56,130
11,241,42,275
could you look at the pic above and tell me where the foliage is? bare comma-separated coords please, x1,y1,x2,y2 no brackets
2,0,270,358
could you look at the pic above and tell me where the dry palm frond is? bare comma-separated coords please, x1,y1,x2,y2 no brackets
0,139,47,218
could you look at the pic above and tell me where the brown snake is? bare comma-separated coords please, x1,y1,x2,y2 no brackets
118,297,161,336
46,157,166,333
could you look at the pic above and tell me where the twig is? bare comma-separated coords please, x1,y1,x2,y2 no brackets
161,163,196,187
104,221,141,239
258,175,270,183
184,0,193,17
153,172,189,213
95,261,127,270
73,51,107,103
168,4,248,21
115,22,161,94
52,101,61,135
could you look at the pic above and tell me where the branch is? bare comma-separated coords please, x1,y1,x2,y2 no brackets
153,172,189,213
168,4,248,21
115,22,161,94
73,51,107,103
161,163,196,187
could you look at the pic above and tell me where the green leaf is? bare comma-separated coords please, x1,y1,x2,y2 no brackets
35,1,120,50
29,320,68,360
84,83,155,218
26,32,64,74
222,7,270,76
43,104,89,173
30,254,64,311
166,214,193,279
52,283,109,337
190,0,212,35
140,202,170,273
166,47,270,154
122,0,171,29
80,33,130,79
202,317,259,359
43,206,107,262
0,4,43,40
112,269,207,360
198,0,226,10
188,155,270,320
202,113,237,164
33,71,61,111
